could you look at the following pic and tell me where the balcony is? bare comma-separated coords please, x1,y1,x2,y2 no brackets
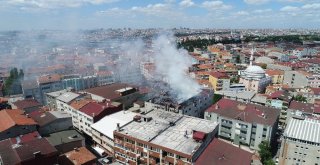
149,151,160,158
163,156,175,164
220,127,231,133
221,122,232,128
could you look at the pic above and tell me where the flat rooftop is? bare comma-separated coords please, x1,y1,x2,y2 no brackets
119,109,218,155
91,111,137,139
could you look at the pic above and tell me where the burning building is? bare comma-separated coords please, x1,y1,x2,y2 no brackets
145,88,214,118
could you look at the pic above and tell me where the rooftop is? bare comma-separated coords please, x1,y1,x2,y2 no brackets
91,111,136,140
209,71,229,79
267,90,292,103
118,109,218,156
289,101,314,114
285,118,320,144
38,74,61,84
21,79,39,89
206,98,280,126
63,147,96,165
69,99,92,110
56,92,81,103
14,138,57,162
12,99,41,109
84,83,137,100
0,109,37,132
195,139,253,165
79,101,118,117
215,90,255,101
46,130,84,146
32,111,71,127
10,131,41,144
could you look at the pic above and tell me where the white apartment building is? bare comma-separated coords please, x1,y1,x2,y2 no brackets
279,118,320,165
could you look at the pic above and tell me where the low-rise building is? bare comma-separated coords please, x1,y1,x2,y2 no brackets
204,98,280,150
279,118,320,165
31,111,73,135
11,98,42,113
0,137,58,165
46,130,85,154
195,138,255,165
113,109,219,164
91,111,136,155
58,147,97,165
0,109,38,140
84,83,140,108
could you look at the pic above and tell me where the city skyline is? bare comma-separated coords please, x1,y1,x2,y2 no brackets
1,0,319,30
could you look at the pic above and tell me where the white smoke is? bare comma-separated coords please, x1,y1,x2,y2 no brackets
153,34,201,101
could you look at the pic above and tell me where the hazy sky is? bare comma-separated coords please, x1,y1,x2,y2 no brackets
0,0,319,30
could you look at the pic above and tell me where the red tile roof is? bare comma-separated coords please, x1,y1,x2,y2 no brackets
209,71,229,79
267,90,292,102
310,88,320,95
206,98,280,126
289,101,314,113
62,147,96,165
0,109,37,132
10,131,41,144
13,99,41,109
265,69,284,76
79,101,118,117
0,139,20,165
195,138,253,165
15,138,57,162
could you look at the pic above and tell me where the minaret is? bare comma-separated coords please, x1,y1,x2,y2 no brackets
250,47,254,66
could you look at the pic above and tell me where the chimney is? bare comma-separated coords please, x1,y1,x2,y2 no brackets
215,104,219,110
74,147,79,152
116,123,120,132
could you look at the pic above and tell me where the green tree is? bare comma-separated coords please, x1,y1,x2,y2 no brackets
3,68,24,96
293,95,307,102
213,94,223,103
258,141,275,165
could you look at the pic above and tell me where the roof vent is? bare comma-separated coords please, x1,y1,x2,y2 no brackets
33,151,41,157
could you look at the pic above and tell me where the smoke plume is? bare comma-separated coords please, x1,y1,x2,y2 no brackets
152,34,201,102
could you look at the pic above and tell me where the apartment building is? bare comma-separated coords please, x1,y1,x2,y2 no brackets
68,100,122,136
266,90,293,125
113,109,219,165
208,71,230,91
279,118,320,165
204,98,280,150
265,69,284,84
284,70,320,88
91,110,137,155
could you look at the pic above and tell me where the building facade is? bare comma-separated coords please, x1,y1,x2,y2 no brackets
113,109,219,165
279,118,320,165
204,98,280,150
208,72,230,91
